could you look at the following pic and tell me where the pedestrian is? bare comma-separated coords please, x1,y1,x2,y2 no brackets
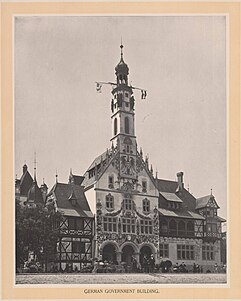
142,255,148,273
193,263,196,273
149,254,155,273
131,256,137,273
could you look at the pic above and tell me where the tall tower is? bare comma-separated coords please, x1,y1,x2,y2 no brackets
111,44,137,180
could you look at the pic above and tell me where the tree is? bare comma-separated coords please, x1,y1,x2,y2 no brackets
15,200,63,272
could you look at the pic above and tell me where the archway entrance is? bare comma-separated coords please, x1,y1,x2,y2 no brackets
121,245,134,266
140,245,153,266
102,244,117,263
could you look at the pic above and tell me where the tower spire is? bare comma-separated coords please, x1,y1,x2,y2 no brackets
34,151,37,182
56,169,58,183
120,39,123,59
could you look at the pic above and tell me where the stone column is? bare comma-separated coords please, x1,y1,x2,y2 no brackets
116,251,122,264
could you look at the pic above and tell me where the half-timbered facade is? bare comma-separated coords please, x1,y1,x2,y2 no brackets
82,44,226,272
46,172,94,271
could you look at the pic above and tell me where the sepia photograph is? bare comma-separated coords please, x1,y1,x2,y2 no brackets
14,15,227,286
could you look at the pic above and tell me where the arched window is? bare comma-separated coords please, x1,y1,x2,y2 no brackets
160,218,168,234
187,221,194,237
125,117,129,134
114,118,117,136
143,198,150,213
169,219,177,236
106,194,114,210
178,220,186,236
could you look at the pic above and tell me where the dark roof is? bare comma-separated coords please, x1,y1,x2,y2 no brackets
156,179,178,193
157,178,197,211
69,174,85,186
19,170,33,196
50,182,93,218
27,181,44,204
196,195,220,209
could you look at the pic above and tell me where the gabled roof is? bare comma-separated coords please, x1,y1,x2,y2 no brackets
49,182,93,218
196,195,220,210
27,180,44,204
19,170,33,196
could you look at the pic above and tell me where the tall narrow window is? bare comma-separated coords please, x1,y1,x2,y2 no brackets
125,117,129,134
142,180,147,193
143,198,150,213
114,118,117,136
106,194,114,210
108,175,114,189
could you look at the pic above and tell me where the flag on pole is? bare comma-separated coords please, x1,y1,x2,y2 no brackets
96,82,102,93
141,90,147,99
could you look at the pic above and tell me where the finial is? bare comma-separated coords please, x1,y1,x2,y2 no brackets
70,168,73,175
120,39,123,59
140,147,143,158
43,178,45,184
155,168,158,179
150,164,153,174
187,183,190,192
34,152,37,182
211,188,213,195
55,169,58,183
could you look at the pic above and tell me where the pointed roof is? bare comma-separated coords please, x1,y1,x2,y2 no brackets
115,44,129,75
19,164,33,196
49,182,93,218
27,180,44,204
196,194,220,210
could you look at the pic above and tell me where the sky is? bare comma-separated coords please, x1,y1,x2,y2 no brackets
15,16,227,220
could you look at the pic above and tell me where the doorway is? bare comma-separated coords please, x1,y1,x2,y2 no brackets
121,245,135,265
102,244,117,263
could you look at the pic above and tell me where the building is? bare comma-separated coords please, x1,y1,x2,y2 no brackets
45,170,94,272
15,163,47,208
82,44,226,272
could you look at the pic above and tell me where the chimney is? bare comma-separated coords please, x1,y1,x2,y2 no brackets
177,172,184,191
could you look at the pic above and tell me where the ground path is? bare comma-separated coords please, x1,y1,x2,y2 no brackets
16,273,227,284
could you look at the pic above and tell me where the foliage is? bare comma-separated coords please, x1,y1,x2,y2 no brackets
15,200,63,270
